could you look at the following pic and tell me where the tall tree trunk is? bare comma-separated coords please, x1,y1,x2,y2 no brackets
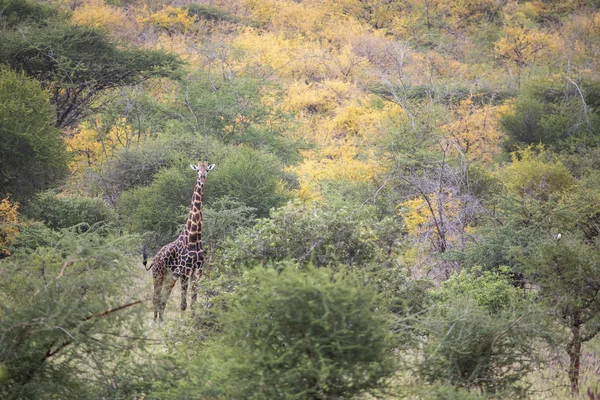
566,310,582,396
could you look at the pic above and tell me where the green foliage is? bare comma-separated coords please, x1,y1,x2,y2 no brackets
503,148,574,201
205,145,289,216
219,201,401,270
433,267,534,314
519,238,600,393
100,133,216,201
0,19,181,127
416,295,547,398
521,239,600,339
181,72,301,162
467,164,503,201
0,67,68,202
202,196,256,255
167,267,396,399
116,142,289,247
0,229,147,399
118,166,192,247
25,191,114,230
501,78,600,149
0,0,59,28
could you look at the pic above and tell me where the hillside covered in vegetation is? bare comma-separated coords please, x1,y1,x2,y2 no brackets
1,0,600,398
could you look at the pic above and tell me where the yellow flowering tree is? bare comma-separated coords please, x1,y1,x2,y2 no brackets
0,199,19,257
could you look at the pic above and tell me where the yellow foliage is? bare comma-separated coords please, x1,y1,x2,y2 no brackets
235,29,319,79
138,6,195,35
234,18,371,82
243,0,322,35
502,147,575,200
285,81,342,115
291,144,384,201
329,102,393,139
562,11,600,71
494,25,555,68
398,192,464,245
241,0,368,44
399,197,430,235
71,0,127,32
0,198,19,256
442,99,503,163
65,118,137,173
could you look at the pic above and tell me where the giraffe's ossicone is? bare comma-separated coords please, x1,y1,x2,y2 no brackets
143,161,215,322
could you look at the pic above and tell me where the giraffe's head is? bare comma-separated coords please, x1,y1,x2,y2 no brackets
190,160,215,182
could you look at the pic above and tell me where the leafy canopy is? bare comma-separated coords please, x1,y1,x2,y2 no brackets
0,67,68,202
0,15,181,127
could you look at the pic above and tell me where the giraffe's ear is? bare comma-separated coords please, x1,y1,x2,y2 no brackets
208,164,215,171
190,164,199,171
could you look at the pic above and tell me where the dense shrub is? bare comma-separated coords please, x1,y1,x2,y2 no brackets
414,269,550,397
185,4,233,22
219,201,403,270
118,166,192,247
501,78,600,149
0,229,147,399
165,267,396,399
117,143,289,247
26,191,114,230
205,145,289,216
201,196,256,255
180,72,301,162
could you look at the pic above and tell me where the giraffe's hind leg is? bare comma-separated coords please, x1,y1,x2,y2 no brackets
153,269,165,323
159,272,178,321
180,275,189,312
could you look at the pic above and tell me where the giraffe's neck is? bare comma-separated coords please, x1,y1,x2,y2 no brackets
184,178,205,250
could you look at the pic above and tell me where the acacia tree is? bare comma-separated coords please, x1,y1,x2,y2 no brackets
0,228,150,399
466,153,600,395
522,239,600,395
0,11,181,128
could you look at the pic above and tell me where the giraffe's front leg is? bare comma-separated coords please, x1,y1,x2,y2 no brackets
180,275,189,312
190,268,202,306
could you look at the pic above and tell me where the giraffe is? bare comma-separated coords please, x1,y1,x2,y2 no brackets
143,160,215,322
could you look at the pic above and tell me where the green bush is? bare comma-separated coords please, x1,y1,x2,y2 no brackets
414,269,550,397
501,78,600,149
202,196,256,255
26,191,114,230
118,166,193,247
117,143,289,247
185,4,233,22
219,201,401,270
432,267,535,314
180,72,301,162
166,267,396,399
0,0,59,28
205,145,290,216
100,133,221,201
0,67,68,202
0,229,147,399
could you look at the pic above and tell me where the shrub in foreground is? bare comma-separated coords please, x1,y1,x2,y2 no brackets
166,267,396,399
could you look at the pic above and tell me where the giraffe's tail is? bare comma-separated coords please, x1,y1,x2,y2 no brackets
142,245,151,270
